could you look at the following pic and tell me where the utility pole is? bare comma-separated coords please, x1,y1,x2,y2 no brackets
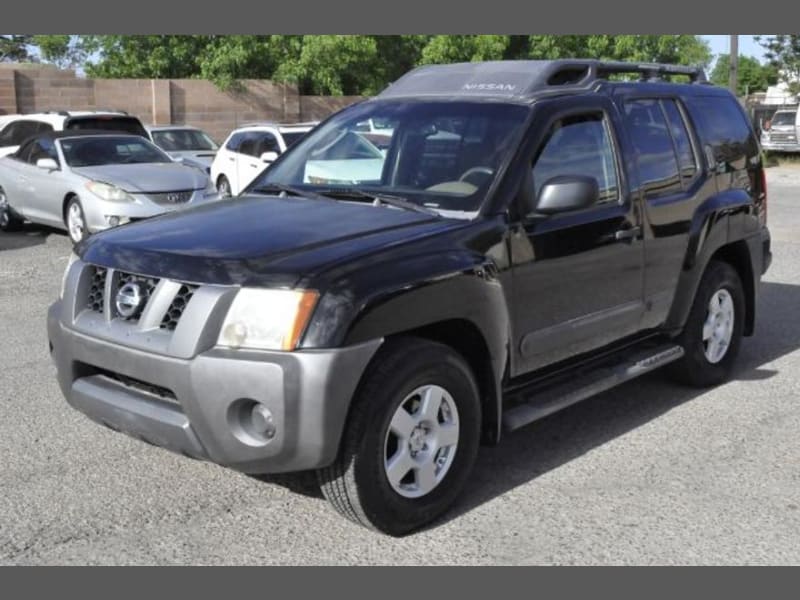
729,34,739,95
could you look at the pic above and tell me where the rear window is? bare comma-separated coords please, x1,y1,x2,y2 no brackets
66,116,148,138
684,95,759,167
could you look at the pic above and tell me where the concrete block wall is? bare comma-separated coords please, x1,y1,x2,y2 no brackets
0,65,365,143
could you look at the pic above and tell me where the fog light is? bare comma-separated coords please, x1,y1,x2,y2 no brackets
250,404,276,439
105,215,130,227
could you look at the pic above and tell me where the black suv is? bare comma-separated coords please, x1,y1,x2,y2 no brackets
48,60,771,535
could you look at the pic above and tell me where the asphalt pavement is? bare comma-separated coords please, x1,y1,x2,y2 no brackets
1,167,799,564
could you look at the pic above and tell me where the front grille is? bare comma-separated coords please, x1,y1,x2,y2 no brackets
769,132,797,143
83,264,198,332
87,266,107,313
146,190,194,206
160,284,198,331
91,366,178,403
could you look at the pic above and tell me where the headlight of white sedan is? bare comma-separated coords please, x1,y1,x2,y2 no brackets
85,181,136,203
217,288,319,351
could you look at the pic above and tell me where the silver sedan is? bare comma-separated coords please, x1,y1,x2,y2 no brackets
0,131,218,244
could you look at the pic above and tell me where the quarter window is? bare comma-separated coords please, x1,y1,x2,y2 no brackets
625,99,682,197
532,113,619,204
660,100,698,183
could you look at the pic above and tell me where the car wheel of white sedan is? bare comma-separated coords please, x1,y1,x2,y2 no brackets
65,197,88,245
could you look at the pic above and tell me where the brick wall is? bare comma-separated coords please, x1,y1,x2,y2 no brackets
0,64,366,142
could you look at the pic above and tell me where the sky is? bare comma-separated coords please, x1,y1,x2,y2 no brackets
702,35,768,63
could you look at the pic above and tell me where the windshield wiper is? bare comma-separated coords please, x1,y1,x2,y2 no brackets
316,188,439,216
249,183,335,203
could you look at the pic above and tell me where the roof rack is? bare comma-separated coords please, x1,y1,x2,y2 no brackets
378,59,710,102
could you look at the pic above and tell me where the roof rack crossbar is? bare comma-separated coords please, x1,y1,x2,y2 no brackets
591,61,707,83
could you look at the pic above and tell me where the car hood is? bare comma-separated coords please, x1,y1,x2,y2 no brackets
79,195,459,287
71,163,208,192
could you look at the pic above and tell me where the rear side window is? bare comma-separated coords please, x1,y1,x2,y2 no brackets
624,99,681,198
0,120,52,147
660,100,698,183
684,95,759,167
66,116,147,138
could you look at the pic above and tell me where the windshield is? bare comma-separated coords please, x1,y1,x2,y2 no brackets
280,131,310,149
771,111,796,127
151,128,218,151
60,135,173,167
249,100,529,215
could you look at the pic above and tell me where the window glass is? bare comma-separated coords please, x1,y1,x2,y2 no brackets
684,95,759,166
225,132,245,152
625,99,681,197
26,137,59,165
256,133,280,155
0,120,42,146
660,99,697,183
151,129,217,151
237,133,262,157
532,113,619,203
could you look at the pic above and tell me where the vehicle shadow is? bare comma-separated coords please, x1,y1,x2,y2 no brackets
253,281,800,531
0,224,63,251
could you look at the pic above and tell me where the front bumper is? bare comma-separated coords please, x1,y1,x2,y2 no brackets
48,300,381,474
761,140,800,153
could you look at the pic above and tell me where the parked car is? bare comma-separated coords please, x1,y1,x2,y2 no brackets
0,110,149,158
49,60,771,535
146,125,219,172
760,106,800,153
0,131,216,243
209,121,317,197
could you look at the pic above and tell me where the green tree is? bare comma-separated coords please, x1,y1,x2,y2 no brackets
710,54,778,95
80,35,211,79
419,35,509,64
31,35,87,69
0,35,33,62
755,35,800,96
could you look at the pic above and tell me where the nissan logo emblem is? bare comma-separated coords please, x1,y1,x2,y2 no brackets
115,282,143,319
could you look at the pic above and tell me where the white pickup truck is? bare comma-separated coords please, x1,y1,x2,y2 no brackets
761,107,800,153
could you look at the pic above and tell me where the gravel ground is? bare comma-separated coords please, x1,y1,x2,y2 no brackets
1,167,799,565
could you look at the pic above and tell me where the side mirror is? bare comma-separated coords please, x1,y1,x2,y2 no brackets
533,175,599,215
260,151,279,163
36,158,59,171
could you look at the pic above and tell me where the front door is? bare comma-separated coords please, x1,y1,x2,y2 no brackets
510,99,645,376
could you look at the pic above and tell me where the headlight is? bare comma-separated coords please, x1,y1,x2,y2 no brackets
217,288,319,351
60,252,79,299
85,181,136,203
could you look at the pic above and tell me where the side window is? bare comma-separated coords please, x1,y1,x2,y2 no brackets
660,99,697,183
0,120,43,147
35,121,54,135
0,122,19,146
14,138,37,162
225,132,245,152
624,99,681,198
256,133,280,155
237,133,261,157
26,137,59,165
532,112,619,203
684,95,759,168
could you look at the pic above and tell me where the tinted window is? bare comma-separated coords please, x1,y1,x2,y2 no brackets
532,113,619,203
255,133,280,155
237,133,262,157
684,95,758,167
661,100,697,183
225,132,246,152
625,99,681,197
66,116,147,138
280,131,308,148
151,128,217,151
0,120,46,147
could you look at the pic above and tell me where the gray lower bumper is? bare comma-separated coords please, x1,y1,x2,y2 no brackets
48,302,382,474
761,141,800,153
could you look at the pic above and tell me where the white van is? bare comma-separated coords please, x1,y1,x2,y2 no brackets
761,107,800,152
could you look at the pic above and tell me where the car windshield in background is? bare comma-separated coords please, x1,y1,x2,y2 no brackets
250,101,529,214
60,136,173,167
66,116,149,138
771,112,796,127
152,129,218,151
280,132,309,148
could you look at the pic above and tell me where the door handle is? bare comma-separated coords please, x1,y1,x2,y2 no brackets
228,157,235,162
614,226,641,242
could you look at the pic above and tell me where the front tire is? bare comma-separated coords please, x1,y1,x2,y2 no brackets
0,187,24,232
317,337,482,536
217,175,232,198
668,260,745,387
65,196,88,245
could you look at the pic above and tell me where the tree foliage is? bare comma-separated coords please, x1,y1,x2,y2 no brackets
26,35,714,95
755,35,800,96
710,54,778,95
0,35,33,62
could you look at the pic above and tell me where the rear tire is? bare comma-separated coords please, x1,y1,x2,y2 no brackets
667,260,745,387
0,187,23,232
317,337,481,536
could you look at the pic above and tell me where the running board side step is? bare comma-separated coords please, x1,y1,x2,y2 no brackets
502,344,684,432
